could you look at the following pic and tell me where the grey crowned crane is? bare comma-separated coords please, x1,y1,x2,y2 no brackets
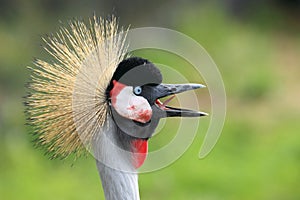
25,16,207,200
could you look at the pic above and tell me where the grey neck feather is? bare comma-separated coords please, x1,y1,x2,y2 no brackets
93,116,140,200
96,161,140,200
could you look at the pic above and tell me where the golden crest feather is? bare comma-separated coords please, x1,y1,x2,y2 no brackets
25,16,128,158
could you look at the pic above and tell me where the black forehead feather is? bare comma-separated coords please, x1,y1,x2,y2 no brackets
109,57,162,87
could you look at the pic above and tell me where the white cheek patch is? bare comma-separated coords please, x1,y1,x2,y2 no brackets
113,86,152,123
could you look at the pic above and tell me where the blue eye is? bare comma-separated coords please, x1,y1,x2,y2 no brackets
134,86,142,95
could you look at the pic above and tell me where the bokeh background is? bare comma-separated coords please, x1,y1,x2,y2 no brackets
1,0,300,199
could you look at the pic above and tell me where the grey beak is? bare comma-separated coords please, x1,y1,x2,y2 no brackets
153,83,208,118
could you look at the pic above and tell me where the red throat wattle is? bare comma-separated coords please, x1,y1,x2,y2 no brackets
131,139,148,168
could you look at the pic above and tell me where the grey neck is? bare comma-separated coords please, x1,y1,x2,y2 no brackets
93,116,140,200
96,161,140,200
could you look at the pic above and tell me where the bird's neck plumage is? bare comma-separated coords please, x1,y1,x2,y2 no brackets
93,116,142,200
96,161,140,200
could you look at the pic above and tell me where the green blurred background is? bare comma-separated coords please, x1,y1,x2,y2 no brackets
1,0,300,199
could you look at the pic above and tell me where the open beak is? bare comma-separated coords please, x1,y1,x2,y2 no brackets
152,83,208,118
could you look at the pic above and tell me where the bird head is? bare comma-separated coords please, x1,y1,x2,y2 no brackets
106,57,207,140
25,17,208,168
